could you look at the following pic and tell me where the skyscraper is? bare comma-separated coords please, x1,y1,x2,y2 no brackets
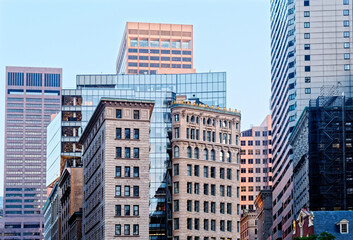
116,22,196,75
2,66,62,239
270,0,353,239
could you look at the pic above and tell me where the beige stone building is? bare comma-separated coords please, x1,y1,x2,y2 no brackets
79,98,154,240
170,96,241,240
240,211,257,240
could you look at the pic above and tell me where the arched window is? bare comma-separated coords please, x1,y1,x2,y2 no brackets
191,116,195,122
207,118,211,125
203,149,209,160
220,150,224,162
223,133,227,144
187,146,192,158
227,151,231,163
211,149,215,161
174,146,179,158
194,148,199,159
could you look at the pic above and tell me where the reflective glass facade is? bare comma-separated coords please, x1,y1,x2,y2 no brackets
62,72,226,239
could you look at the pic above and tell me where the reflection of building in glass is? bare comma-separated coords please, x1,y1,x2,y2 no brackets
60,72,226,239
116,22,195,75
290,96,353,219
1,66,62,239
170,96,241,240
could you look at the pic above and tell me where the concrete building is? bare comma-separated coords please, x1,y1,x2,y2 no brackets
116,22,195,75
255,190,273,240
240,115,272,212
270,1,353,238
79,98,154,239
2,66,62,239
58,159,83,240
240,211,257,240
171,97,241,240
43,182,61,240
293,209,353,240
60,72,226,239
290,96,353,219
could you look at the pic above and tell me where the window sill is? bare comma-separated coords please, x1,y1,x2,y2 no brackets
114,216,140,218
115,177,140,179
114,196,140,199
115,235,140,237
115,138,140,141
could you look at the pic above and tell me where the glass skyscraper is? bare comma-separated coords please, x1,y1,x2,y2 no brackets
59,72,226,239
270,0,353,239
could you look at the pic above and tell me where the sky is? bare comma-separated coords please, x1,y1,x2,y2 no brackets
0,0,271,194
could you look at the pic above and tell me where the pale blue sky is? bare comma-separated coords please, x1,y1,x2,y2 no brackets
0,0,271,194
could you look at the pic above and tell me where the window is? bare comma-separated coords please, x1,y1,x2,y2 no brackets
125,129,130,139
125,147,131,158
304,33,310,39
195,218,200,230
187,165,192,176
194,165,199,177
116,185,121,196
115,224,121,235
344,31,350,38
187,200,192,211
227,186,232,197
174,146,179,158
195,201,200,212
113,166,121,178
227,203,232,214
124,224,130,235
304,22,310,28
174,114,179,122
125,205,130,216
174,200,179,212
227,221,232,232
305,77,311,83
220,168,225,179
345,53,351,60
125,167,130,177
344,10,350,16
345,64,351,71
305,66,311,72
220,151,225,162
220,202,225,214
133,224,139,235
194,148,199,159
345,42,350,48
305,55,310,61
174,182,179,194
204,149,209,160
116,205,121,216
174,218,180,230
211,149,215,161
344,20,350,27
304,44,310,50
133,186,139,197
174,127,179,139
211,220,216,231
204,184,209,195
204,166,209,178
204,219,209,231
211,202,216,213
187,218,192,230
305,88,311,94
134,129,139,139
204,201,209,212
220,220,225,231
211,167,215,178
116,109,122,118
304,0,309,6
133,167,139,178
344,0,349,4
211,184,216,196
124,186,130,196
133,110,139,119
194,183,200,194
187,182,192,194
116,147,122,158
304,11,310,17
174,164,179,176
187,147,192,158
116,128,122,139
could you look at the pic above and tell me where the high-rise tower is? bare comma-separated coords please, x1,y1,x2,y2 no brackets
2,66,62,239
116,22,196,75
270,0,353,239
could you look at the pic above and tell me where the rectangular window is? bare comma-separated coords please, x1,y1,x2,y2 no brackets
133,110,139,119
187,164,192,176
194,183,200,194
124,205,130,216
344,31,350,38
344,10,350,16
187,200,192,211
174,200,179,212
174,127,179,139
345,42,350,48
116,166,121,177
211,167,215,178
115,224,121,235
134,129,139,139
304,44,310,50
204,201,209,212
305,88,311,94
174,164,179,176
304,11,310,17
194,165,199,177
125,147,130,158
187,218,192,230
115,205,121,216
345,53,351,59
115,185,121,196
133,167,139,178
345,64,350,71
116,109,122,118
124,224,130,235
125,167,130,177
187,182,192,194
133,224,139,235
211,202,216,213
304,22,310,28
305,77,311,83
344,20,350,27
116,147,122,158
211,184,216,196
134,148,139,158
124,186,130,196
227,186,232,197
305,55,310,61
304,33,310,39
133,186,139,197
204,184,209,195
116,128,122,139
174,182,179,194
304,0,309,6
174,218,179,230
204,166,209,178
125,128,130,139
305,66,311,72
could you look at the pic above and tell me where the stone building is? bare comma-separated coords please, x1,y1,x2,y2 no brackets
240,211,257,240
79,98,154,240
255,190,272,240
170,96,241,240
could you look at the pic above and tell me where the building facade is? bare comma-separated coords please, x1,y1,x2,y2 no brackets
171,97,241,240
79,98,154,239
240,211,257,240
58,159,83,240
290,96,353,218
270,0,353,238
255,190,273,240
2,66,62,239
43,182,61,240
116,22,195,75
60,72,226,239
239,115,272,212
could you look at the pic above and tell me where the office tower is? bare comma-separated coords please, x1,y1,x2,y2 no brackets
255,190,273,240
46,113,62,187
270,1,353,238
58,159,83,240
170,97,241,240
239,115,272,212
116,22,195,74
43,182,61,240
79,98,154,239
2,66,62,239
290,96,353,218
60,72,226,239
240,211,257,240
